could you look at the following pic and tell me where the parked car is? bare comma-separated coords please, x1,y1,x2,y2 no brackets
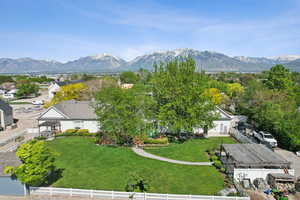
32,100,44,105
253,131,278,148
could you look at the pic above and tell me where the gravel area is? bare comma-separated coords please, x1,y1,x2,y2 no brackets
274,148,300,178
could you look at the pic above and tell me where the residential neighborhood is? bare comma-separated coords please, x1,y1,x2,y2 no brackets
0,61,300,200
1,1,300,200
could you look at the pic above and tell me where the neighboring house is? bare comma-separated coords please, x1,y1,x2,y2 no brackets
193,107,234,137
38,100,99,134
48,80,84,99
121,83,134,89
7,89,17,94
0,99,13,130
0,82,16,91
220,144,294,183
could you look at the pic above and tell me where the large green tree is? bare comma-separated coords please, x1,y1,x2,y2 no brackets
16,83,39,98
151,58,218,136
120,71,140,84
264,64,294,91
237,74,300,151
4,140,57,186
94,84,153,145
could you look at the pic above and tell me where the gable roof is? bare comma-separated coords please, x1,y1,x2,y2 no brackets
41,100,97,120
215,106,232,120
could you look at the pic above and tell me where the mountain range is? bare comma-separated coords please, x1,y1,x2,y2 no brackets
0,49,299,73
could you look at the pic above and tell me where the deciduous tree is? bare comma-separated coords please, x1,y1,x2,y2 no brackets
151,58,217,136
4,140,57,186
45,83,87,107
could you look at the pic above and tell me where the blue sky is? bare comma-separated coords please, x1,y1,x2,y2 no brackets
0,0,300,62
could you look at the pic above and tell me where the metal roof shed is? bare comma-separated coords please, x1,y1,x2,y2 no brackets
221,144,291,169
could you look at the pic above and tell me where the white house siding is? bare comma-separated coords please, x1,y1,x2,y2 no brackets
48,84,60,99
193,120,232,137
233,168,295,182
60,120,99,133
0,109,13,129
41,108,65,119
0,110,5,128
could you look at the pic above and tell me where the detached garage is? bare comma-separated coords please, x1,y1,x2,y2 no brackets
0,152,24,196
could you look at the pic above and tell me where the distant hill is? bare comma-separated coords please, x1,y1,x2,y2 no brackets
0,49,299,73
63,53,126,72
0,58,61,73
284,58,300,71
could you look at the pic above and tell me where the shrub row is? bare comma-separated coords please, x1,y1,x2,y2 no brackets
210,154,225,173
144,137,168,144
56,129,97,137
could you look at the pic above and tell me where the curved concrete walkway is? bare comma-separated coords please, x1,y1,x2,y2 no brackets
132,147,213,166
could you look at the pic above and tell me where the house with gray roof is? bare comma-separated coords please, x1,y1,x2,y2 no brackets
38,100,99,134
0,99,13,130
193,106,234,137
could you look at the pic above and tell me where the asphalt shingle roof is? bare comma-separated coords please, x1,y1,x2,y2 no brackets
53,100,97,119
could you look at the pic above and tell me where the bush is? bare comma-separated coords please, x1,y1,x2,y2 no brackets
208,150,215,156
64,129,77,135
144,137,168,144
35,136,46,140
210,155,218,162
220,167,226,173
76,129,89,135
214,160,223,169
57,129,96,137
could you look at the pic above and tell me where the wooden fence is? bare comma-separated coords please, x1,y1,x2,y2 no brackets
30,187,250,200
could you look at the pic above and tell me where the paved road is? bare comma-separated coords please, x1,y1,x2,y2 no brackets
275,149,300,178
132,147,213,166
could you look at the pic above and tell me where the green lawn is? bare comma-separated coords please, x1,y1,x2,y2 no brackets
145,137,236,162
47,137,225,195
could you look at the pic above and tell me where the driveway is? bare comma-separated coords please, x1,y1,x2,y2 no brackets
0,104,45,152
275,148,300,177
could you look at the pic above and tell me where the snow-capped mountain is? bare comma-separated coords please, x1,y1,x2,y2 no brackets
0,49,299,73
126,49,271,72
63,54,126,72
0,57,62,73
268,55,300,63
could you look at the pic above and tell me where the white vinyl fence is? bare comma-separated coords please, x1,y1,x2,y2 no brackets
29,187,250,200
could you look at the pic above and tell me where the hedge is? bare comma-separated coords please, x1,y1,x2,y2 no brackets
144,137,168,144
56,129,96,137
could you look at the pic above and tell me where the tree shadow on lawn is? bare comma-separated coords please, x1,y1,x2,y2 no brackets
42,168,65,186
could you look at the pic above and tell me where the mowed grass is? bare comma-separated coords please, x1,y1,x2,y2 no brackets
145,137,236,162
47,137,225,195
